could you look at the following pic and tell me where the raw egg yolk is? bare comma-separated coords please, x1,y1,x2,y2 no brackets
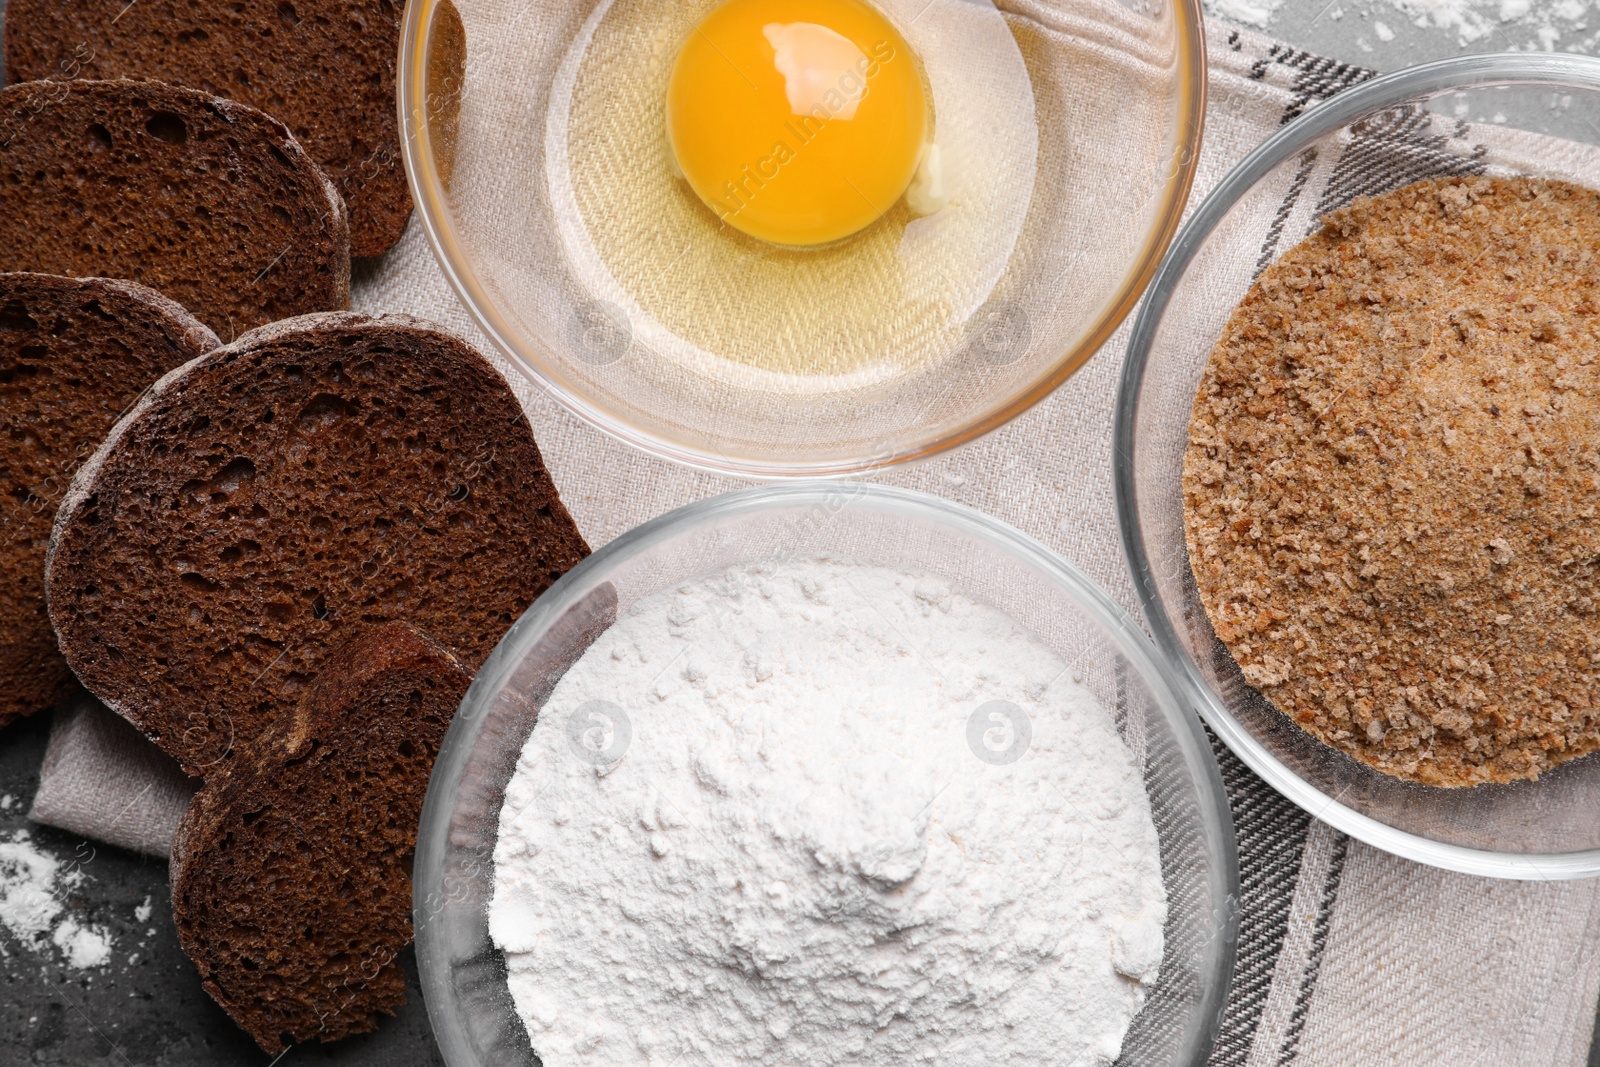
666,0,928,247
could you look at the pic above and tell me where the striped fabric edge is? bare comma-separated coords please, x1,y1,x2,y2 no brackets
1196,36,1374,1067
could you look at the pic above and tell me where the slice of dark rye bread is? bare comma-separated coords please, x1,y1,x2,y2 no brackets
45,312,590,777
3,0,432,256
0,79,349,342
170,622,473,1053
0,273,219,727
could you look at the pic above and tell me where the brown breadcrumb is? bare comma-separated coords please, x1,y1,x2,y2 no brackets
1183,176,1600,787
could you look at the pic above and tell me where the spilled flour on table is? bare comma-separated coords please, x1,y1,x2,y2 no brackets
0,829,112,969
1205,0,1289,29
1205,0,1598,51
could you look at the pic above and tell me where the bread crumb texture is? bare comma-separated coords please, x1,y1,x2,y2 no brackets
0,273,217,725
170,622,472,1053
1183,176,1600,787
47,313,589,776
4,0,412,256
0,79,349,341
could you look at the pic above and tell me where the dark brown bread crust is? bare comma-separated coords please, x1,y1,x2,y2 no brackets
46,312,589,776
0,272,218,727
0,79,349,341
4,0,410,256
170,622,473,1052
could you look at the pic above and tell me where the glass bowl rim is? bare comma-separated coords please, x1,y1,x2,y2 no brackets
396,0,1209,479
413,480,1241,1067
1113,51,1600,881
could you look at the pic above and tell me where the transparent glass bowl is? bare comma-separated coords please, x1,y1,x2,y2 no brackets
397,0,1204,477
1115,54,1600,880
413,483,1237,1066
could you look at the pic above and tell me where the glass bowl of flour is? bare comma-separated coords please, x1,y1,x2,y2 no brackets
413,482,1236,1067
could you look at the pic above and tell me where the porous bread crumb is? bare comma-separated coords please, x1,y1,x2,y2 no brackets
1183,175,1600,787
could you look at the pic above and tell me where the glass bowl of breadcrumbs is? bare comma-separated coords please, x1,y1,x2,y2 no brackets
1116,53,1600,879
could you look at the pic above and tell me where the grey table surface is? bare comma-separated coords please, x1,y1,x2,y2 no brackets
1220,0,1600,70
0,0,1597,1063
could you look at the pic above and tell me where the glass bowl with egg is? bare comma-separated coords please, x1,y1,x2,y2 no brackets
397,0,1204,475
413,483,1237,1066
1116,53,1600,879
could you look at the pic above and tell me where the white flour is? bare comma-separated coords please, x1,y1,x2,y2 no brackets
1206,0,1289,29
0,830,112,969
1206,0,1598,50
491,559,1166,1066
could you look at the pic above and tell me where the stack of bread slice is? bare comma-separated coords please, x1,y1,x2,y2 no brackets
0,1,591,1051
5,0,421,257
12,305,590,1049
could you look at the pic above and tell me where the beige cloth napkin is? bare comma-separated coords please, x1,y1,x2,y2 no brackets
29,690,197,857
24,20,1600,1067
